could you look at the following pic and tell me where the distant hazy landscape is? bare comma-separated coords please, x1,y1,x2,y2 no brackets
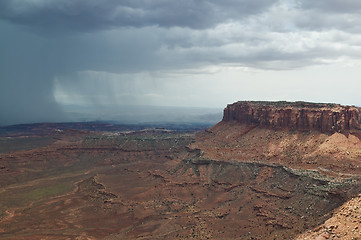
62,104,222,125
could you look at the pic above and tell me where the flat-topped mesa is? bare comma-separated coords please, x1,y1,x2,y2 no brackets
223,101,361,133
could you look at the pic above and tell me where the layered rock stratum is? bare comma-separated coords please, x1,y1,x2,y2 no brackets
223,101,361,133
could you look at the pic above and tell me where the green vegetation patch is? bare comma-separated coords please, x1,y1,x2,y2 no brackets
24,183,73,202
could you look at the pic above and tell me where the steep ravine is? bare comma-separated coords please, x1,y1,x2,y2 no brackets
170,149,361,239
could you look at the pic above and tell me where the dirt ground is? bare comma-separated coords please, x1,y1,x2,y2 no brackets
0,124,360,239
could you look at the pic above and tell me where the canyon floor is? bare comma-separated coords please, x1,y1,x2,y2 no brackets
0,122,360,239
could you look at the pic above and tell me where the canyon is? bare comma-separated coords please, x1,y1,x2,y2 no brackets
0,101,360,239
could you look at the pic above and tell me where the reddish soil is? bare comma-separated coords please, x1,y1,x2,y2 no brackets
295,194,361,239
192,121,361,175
0,122,360,239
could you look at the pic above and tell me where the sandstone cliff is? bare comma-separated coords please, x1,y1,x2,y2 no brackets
223,101,361,133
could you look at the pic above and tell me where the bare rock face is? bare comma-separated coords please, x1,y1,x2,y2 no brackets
223,101,361,133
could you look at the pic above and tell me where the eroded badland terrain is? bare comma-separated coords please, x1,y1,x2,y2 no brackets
0,101,361,240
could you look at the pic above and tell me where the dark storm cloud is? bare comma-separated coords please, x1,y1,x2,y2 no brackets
2,0,361,125
0,21,65,125
0,0,278,32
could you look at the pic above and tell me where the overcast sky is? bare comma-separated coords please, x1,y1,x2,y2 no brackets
1,0,361,125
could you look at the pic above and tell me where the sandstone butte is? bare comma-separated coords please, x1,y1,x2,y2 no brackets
223,101,361,133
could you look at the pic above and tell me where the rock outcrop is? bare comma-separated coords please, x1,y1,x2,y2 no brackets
223,101,361,133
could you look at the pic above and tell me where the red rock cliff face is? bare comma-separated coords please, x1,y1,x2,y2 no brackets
223,101,361,133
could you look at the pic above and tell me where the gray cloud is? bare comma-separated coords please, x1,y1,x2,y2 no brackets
299,0,361,13
0,0,277,32
292,0,361,32
1,0,361,125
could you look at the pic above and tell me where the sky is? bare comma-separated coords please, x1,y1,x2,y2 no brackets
1,0,361,125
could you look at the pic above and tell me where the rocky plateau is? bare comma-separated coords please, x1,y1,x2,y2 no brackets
223,101,361,133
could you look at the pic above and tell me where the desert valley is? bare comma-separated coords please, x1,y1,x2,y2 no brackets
0,101,360,240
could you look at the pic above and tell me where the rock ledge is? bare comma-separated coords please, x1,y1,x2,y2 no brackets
223,101,361,133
